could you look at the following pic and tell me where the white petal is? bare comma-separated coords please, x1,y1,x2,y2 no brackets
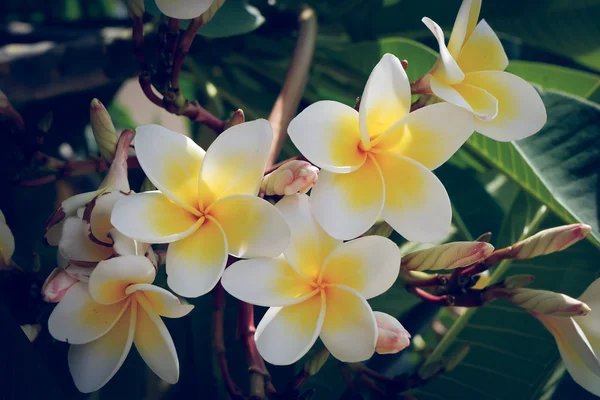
84,190,129,245
320,284,377,362
198,119,271,208
422,17,465,84
155,0,214,19
68,300,136,393
48,282,129,344
135,124,205,214
464,71,547,141
310,155,385,240
374,102,474,170
111,191,201,244
276,194,341,281
208,194,290,258
222,257,317,307
376,153,451,242
0,219,15,264
166,217,228,298
108,228,138,256
447,0,482,56
359,54,411,143
125,284,194,318
58,217,114,263
320,236,400,299
89,255,156,305
429,76,498,121
288,101,366,173
134,294,180,384
255,292,325,365
576,278,600,339
456,20,508,73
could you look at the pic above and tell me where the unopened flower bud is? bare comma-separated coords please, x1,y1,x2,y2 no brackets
506,288,590,317
126,0,144,18
503,274,535,289
364,220,394,238
511,223,591,260
21,324,41,343
90,98,118,163
261,161,319,196
445,345,470,372
224,109,245,130
303,347,330,376
374,312,411,354
41,267,79,303
401,241,494,272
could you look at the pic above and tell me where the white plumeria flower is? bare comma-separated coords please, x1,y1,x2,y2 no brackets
0,209,15,269
48,254,193,393
111,121,290,298
421,0,546,141
155,0,214,19
533,278,600,396
288,54,473,241
221,194,401,365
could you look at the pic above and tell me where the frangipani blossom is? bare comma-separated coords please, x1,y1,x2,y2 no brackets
533,278,600,396
221,194,401,365
288,54,473,241
421,0,546,141
49,255,192,393
155,0,214,19
111,121,290,298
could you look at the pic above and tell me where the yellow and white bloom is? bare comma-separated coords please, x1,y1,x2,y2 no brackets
0,209,15,269
288,54,473,241
155,0,215,19
533,278,600,396
421,0,546,141
48,255,193,393
111,121,290,298
221,194,401,365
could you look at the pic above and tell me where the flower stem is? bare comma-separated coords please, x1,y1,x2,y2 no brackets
238,302,271,399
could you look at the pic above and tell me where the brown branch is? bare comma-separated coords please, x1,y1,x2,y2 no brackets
172,17,203,90
239,302,271,399
131,15,145,66
266,6,318,167
213,283,245,400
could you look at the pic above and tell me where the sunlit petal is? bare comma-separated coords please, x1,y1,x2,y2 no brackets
68,301,136,393
463,71,547,141
125,285,194,318
276,194,341,281
310,155,385,240
376,153,451,242
166,217,228,298
359,54,411,143
430,75,498,121
447,0,482,56
288,101,365,173
457,20,508,73
422,17,465,84
135,124,204,214
320,284,377,362
59,217,114,263
255,292,325,365
155,0,214,19
222,257,317,307
134,294,179,384
374,103,474,169
49,282,129,344
198,119,271,208
89,256,156,305
209,194,290,258
111,191,201,244
320,236,400,299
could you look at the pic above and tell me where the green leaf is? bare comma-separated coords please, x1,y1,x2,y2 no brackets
198,0,265,38
416,194,600,400
464,90,600,247
506,61,600,97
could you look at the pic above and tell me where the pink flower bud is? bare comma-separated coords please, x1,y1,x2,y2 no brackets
374,312,411,354
42,267,79,303
511,223,592,260
261,160,319,196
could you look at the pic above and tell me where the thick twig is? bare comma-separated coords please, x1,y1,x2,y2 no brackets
172,17,203,90
266,6,317,167
213,283,245,400
239,302,271,399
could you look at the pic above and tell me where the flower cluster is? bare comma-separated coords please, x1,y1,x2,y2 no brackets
41,0,600,396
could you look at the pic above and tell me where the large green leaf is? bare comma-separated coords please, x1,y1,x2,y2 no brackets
465,91,600,247
415,192,600,400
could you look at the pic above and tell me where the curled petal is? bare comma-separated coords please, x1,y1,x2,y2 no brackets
255,292,325,365
84,190,129,245
44,190,103,246
125,285,193,318
59,217,114,263
89,256,156,305
422,17,465,84
401,241,494,271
